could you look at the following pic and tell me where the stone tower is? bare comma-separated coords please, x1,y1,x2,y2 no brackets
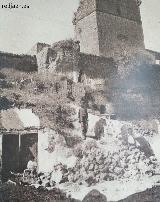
73,0,145,58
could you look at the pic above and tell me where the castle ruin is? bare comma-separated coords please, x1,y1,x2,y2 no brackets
0,0,160,119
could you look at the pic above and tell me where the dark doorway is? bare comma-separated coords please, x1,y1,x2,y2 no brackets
1,133,38,182
2,134,19,182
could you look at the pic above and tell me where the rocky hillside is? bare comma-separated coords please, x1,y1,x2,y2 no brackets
0,68,78,133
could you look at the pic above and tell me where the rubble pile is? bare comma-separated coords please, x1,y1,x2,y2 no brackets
36,121,160,188
66,135,159,186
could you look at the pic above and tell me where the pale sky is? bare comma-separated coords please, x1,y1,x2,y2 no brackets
0,0,160,54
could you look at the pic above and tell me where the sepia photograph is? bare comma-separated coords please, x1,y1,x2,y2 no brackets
0,0,160,201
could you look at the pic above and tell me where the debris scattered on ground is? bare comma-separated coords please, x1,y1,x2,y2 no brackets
66,138,158,186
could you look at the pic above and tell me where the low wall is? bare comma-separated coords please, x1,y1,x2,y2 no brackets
0,51,38,72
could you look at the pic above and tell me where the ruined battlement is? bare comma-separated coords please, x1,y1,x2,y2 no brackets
52,39,75,50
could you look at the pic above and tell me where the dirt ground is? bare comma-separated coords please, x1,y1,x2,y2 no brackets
0,183,80,202
1,183,160,202
118,186,160,202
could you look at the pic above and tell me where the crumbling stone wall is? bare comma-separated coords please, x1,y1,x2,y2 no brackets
37,40,80,79
36,39,117,88
34,38,160,120
0,52,37,72
28,35,160,120
36,47,57,71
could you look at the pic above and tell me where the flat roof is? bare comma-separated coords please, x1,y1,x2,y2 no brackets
1,108,40,131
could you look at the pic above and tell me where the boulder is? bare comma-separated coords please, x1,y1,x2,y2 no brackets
82,189,107,202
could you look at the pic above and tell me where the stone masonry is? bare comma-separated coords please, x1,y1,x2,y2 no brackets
73,0,145,58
